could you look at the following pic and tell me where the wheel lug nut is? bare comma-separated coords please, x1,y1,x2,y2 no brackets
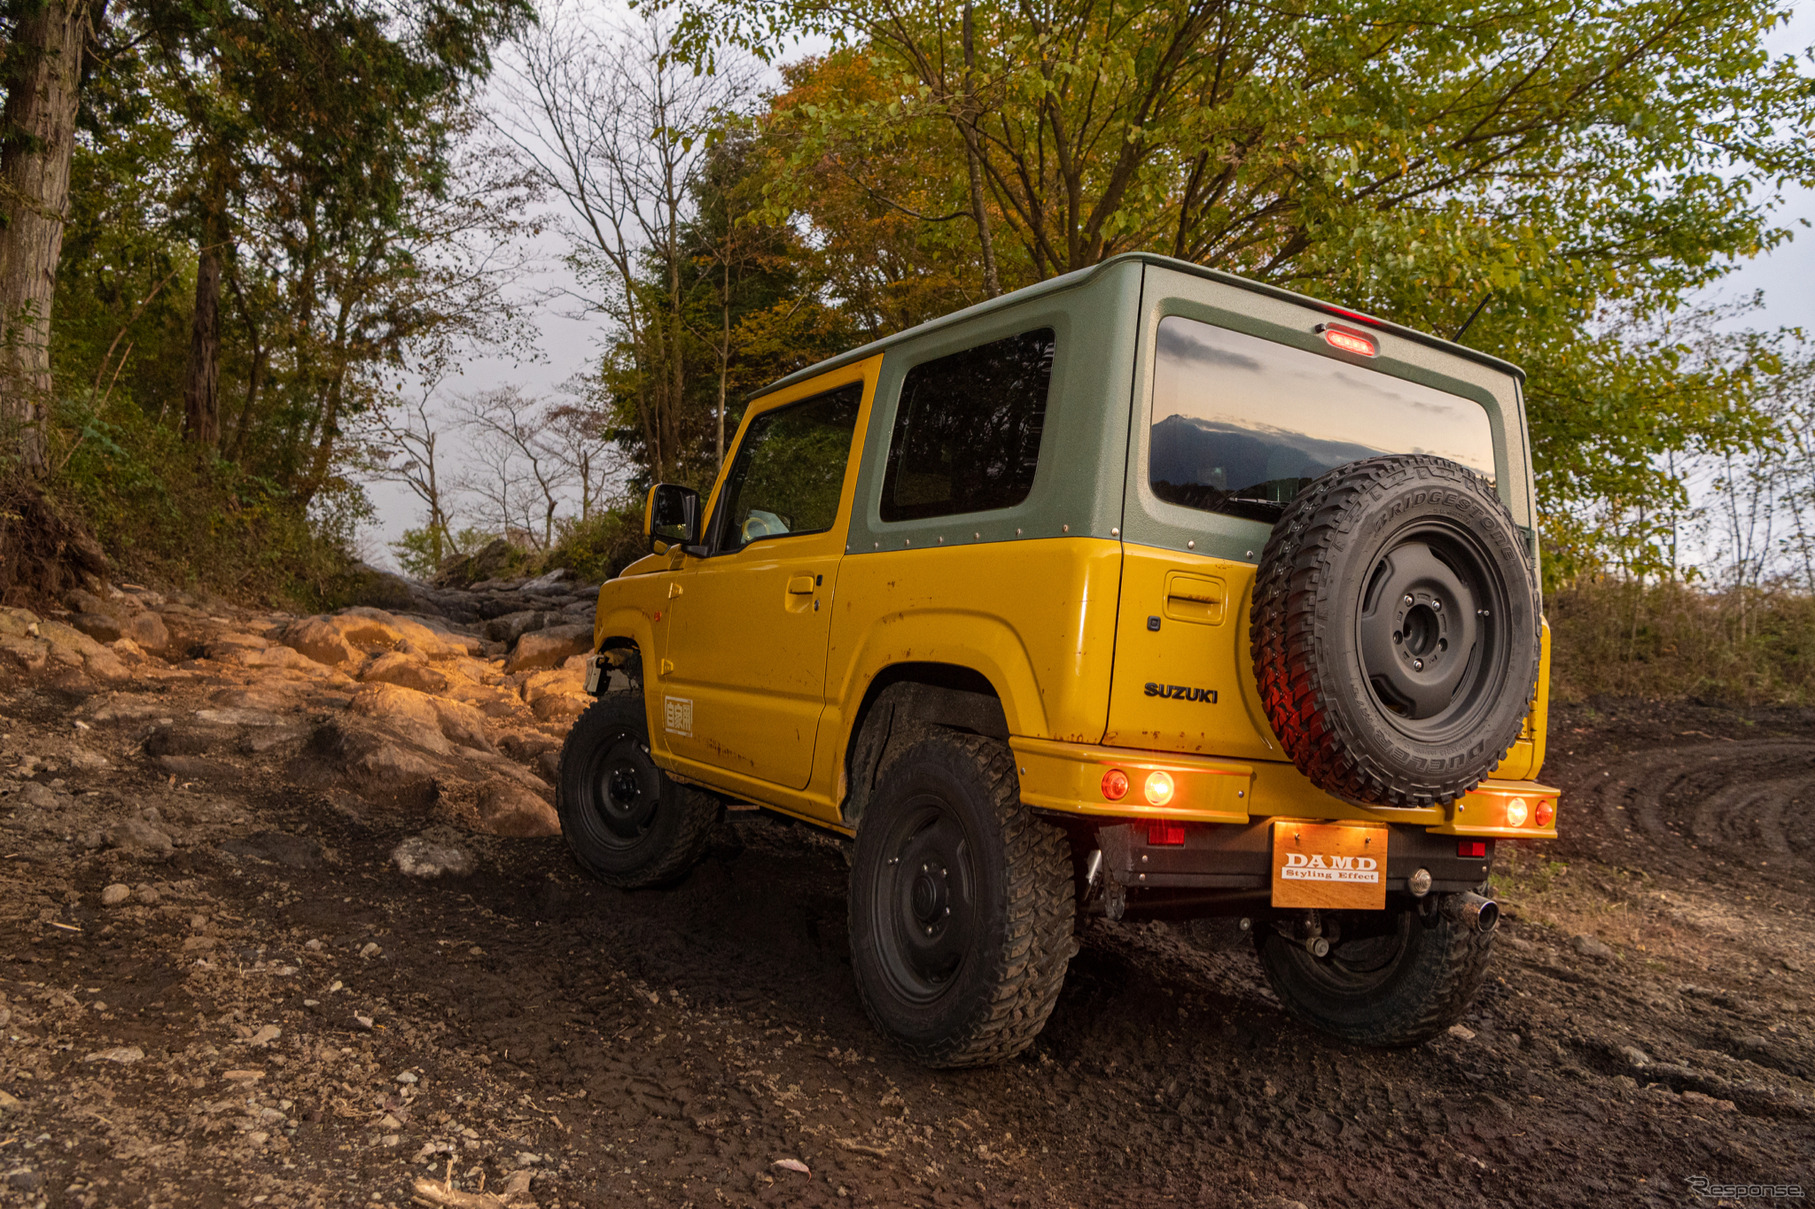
1430,600,1441,612
1413,659,1424,671
1403,594,1414,606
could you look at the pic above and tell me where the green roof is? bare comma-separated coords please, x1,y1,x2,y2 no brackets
761,252,1523,398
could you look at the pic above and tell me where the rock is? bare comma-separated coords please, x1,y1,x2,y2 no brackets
0,1089,20,1112
145,721,238,756
15,782,58,810
348,684,494,754
122,611,172,654
279,617,361,667
481,609,553,644
476,780,560,838
68,747,111,772
101,883,132,907
70,612,124,643
520,568,571,594
133,883,161,904
360,942,382,958
531,694,588,723
249,1024,281,1047
359,651,450,695
1571,934,1617,962
83,1046,145,1064
499,731,563,762
303,721,441,811
332,607,466,660
219,832,324,869
392,833,475,878
37,619,107,659
5,1169,41,1193
222,1069,264,1083
0,637,48,672
1619,1045,1649,1067
105,816,175,854
506,623,593,673
434,537,521,587
1446,1024,1476,1041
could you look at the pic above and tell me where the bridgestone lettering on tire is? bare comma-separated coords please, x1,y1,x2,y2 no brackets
1251,454,1541,809
556,692,719,889
848,731,1078,1068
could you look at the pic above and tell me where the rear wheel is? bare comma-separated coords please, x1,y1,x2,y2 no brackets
555,692,719,888
1253,897,1493,1046
848,731,1077,1067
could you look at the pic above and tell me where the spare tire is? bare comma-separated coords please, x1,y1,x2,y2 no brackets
1250,454,1540,808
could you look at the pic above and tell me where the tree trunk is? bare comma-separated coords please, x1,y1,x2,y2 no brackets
959,3,1000,297
183,239,222,445
0,0,91,472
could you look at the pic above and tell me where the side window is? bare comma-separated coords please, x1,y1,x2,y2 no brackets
880,328,1055,522
714,383,863,553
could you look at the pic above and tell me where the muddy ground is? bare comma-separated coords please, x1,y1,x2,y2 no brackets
1,669,1811,1206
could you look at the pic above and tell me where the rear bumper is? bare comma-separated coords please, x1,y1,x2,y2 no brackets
1096,819,1491,895
1010,735,1559,839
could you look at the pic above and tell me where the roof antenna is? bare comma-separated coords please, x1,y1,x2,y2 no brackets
1452,292,1492,344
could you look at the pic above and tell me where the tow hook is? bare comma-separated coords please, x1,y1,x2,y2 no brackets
1443,890,1500,934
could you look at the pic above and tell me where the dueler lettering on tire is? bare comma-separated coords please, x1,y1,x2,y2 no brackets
1250,454,1541,809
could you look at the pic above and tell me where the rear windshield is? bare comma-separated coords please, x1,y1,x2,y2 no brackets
1149,316,1495,524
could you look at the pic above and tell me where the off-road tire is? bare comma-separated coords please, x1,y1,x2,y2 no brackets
848,731,1078,1068
1254,898,1494,1046
555,692,719,889
1251,454,1541,808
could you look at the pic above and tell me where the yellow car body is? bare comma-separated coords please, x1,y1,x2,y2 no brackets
592,254,1557,861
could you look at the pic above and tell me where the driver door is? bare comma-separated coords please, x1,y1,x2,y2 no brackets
661,371,871,790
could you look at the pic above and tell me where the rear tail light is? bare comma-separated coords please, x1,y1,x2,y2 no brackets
1535,798,1555,828
1458,840,1488,858
1504,798,1530,828
1101,769,1129,801
1147,820,1186,846
1144,770,1175,806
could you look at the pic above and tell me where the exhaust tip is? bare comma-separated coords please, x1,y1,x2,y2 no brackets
1446,890,1499,933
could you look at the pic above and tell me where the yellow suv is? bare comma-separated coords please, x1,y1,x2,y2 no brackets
558,253,1558,1067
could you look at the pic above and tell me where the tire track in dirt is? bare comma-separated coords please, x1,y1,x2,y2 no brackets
1576,738,1815,884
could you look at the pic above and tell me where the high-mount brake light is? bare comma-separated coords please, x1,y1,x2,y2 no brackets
1148,820,1187,846
1144,770,1176,806
1320,325,1377,357
1101,768,1130,801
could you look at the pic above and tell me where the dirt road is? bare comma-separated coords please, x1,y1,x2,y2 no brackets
1,607,1810,1207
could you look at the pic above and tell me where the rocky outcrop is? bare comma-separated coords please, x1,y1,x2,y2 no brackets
4,566,612,840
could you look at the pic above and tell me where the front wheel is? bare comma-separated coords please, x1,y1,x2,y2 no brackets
1253,897,1493,1046
555,692,719,888
848,731,1078,1068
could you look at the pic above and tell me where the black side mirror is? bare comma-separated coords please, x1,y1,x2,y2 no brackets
645,483,702,552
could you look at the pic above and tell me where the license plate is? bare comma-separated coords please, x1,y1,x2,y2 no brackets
1270,821,1388,910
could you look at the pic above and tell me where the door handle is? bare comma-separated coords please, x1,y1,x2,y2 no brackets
786,575,815,595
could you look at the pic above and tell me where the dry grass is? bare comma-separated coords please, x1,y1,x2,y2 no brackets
1547,577,1815,705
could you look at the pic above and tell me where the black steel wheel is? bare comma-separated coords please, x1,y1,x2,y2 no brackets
1252,454,1541,808
848,731,1076,1067
1254,899,1494,1046
556,692,719,888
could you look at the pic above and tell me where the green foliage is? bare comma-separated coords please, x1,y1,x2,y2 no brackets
661,0,1815,571
43,393,364,605
541,508,648,585
1548,577,1815,705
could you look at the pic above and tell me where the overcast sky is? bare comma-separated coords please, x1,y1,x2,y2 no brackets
354,7,1815,572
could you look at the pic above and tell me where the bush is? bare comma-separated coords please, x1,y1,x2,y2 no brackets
1547,577,1815,705
41,394,363,608
541,507,648,585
